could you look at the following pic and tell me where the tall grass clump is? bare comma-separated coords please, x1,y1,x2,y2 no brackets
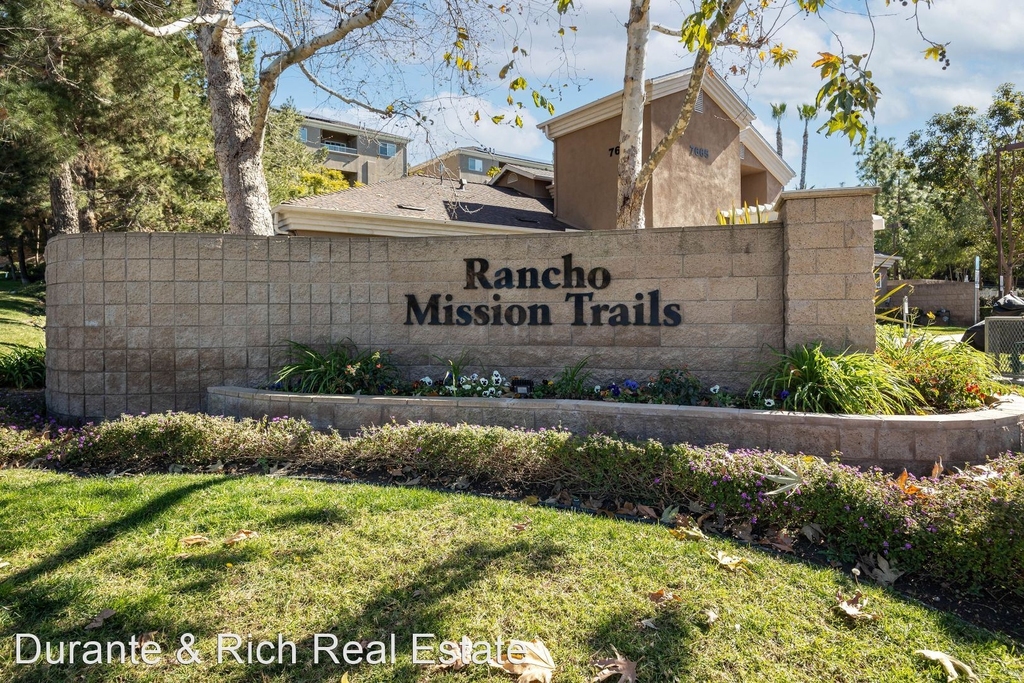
276,341,401,395
749,344,925,415
876,326,1001,411
0,345,45,389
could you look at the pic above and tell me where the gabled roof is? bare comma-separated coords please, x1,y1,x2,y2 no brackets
298,111,411,144
488,163,555,186
275,175,570,232
538,68,794,186
409,146,553,176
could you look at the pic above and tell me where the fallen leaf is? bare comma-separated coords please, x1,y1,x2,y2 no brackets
85,609,115,630
616,501,636,515
915,649,980,682
835,591,876,622
224,529,259,546
591,647,637,683
660,505,680,524
522,495,539,506
858,554,904,586
648,588,681,605
763,529,795,553
168,464,183,474
931,459,944,479
800,523,824,544
387,467,405,477
268,462,291,477
582,497,604,511
180,535,211,547
206,459,224,473
638,618,657,630
687,499,706,514
733,523,755,543
669,525,705,541
135,632,159,651
511,519,532,533
430,637,473,671
0,559,10,570
706,609,719,625
397,476,421,486
449,475,471,490
892,469,932,498
636,504,659,519
709,550,753,574
341,673,351,683
489,637,555,683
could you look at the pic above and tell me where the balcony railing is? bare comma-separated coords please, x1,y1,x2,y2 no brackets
322,141,358,155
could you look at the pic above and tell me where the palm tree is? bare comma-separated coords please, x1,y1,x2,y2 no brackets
770,103,787,157
798,104,818,190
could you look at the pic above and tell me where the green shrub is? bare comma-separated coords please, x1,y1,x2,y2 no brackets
749,344,926,415
0,345,45,389
276,341,403,395
3,415,1022,593
643,368,703,405
876,327,1001,411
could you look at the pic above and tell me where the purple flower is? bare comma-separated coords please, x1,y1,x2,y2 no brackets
624,379,639,391
779,390,790,399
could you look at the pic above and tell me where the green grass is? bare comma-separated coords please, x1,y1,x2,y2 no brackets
915,326,968,337
0,281,45,351
0,471,1020,682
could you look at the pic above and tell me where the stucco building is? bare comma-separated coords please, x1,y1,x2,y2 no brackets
539,68,793,231
299,113,410,185
410,147,553,184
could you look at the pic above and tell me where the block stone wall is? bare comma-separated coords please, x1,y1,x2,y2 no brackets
45,188,878,422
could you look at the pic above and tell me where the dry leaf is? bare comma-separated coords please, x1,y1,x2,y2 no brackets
710,550,753,574
763,529,795,553
660,505,680,524
511,519,532,533
582,497,604,511
0,559,10,570
835,591,876,621
635,504,659,519
341,673,351,683
591,647,637,683
687,499,706,514
206,459,224,473
449,475,471,490
522,495,540,506
224,529,259,546
915,649,980,682
893,469,932,498
648,588,681,605
616,501,636,515
135,632,159,651
85,609,115,630
931,459,944,479
397,476,421,486
638,618,657,630
430,638,473,671
669,525,705,541
489,638,555,683
180,534,211,547
733,523,755,542
706,609,719,626
387,467,405,477
800,523,824,544
168,464,183,474
858,554,904,586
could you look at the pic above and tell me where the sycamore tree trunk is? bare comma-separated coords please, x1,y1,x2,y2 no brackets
616,0,651,231
48,161,80,236
195,0,274,236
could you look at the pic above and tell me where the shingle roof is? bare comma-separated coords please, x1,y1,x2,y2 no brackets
489,163,555,185
281,175,571,231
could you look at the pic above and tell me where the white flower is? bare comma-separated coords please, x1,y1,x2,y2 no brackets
492,370,502,380
470,373,479,380
459,375,469,384
710,385,720,394
595,385,602,393
420,377,433,386
752,390,761,398
486,388,496,397
462,384,471,391
480,378,489,386
764,398,775,408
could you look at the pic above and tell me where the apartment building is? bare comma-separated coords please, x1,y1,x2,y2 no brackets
299,113,411,185
410,147,553,184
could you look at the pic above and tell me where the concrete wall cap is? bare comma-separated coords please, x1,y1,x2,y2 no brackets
776,186,880,207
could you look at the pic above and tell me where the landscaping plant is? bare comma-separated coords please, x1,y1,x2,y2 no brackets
0,344,45,389
276,341,402,395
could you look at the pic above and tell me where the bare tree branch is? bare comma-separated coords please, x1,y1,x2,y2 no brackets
66,1,230,37
298,62,392,116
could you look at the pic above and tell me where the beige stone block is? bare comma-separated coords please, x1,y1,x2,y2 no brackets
84,260,104,282
780,197,816,224
709,277,757,301
815,195,876,223
199,281,223,304
247,283,269,304
247,261,269,282
269,237,290,261
290,239,311,262
786,300,818,325
126,305,150,327
844,221,875,248
330,240,350,263
222,236,248,260
198,235,223,261
223,260,246,282
172,305,198,327
103,260,125,282
682,253,732,277
199,305,223,327
125,259,149,282
174,260,199,281
613,324,662,347
174,234,199,260
174,326,199,348
733,300,784,326
151,260,174,282
786,223,845,250
104,282,126,304
785,250,817,276
682,301,732,325
84,282,104,304
104,305,126,327
151,327,175,349
247,239,269,261
290,262,311,283
222,281,246,305
785,274,846,302
309,239,330,263
149,237,174,260
659,277,708,301
103,233,126,259
733,252,782,277
127,282,149,304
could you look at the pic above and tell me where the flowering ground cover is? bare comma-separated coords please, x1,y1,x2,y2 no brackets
0,470,1022,682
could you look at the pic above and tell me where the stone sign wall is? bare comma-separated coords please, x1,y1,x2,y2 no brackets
44,188,877,421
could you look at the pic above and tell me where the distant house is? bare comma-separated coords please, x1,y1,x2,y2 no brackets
299,113,410,185
538,68,794,231
410,147,553,185
274,175,568,237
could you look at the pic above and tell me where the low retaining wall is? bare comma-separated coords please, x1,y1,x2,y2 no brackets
206,387,1024,474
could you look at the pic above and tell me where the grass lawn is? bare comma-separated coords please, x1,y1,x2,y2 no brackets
0,281,45,351
915,326,968,337
0,471,1020,682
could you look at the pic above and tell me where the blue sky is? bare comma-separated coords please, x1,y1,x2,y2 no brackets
272,0,1024,190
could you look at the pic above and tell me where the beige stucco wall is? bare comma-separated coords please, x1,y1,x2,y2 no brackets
302,126,406,183
44,189,876,421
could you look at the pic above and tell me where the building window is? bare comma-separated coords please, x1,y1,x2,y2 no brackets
695,91,704,114
379,141,397,158
299,127,308,142
467,157,484,173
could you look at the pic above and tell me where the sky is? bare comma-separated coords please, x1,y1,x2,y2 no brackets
272,0,1024,190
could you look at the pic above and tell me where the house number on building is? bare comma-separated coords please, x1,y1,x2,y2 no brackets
689,146,710,159
608,146,620,157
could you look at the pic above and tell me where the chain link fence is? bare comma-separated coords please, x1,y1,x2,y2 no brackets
985,316,1024,379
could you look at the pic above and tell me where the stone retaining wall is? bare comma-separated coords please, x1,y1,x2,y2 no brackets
207,387,1024,474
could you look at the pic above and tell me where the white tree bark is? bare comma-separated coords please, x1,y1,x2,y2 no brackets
615,0,744,230
68,0,395,236
616,0,651,231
